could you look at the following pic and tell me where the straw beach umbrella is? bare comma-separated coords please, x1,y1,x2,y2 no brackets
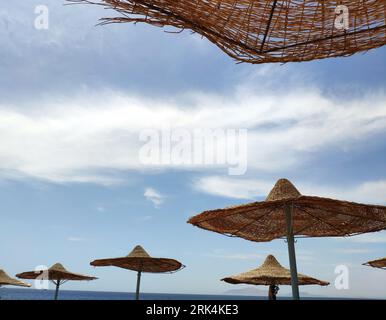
16,263,97,300
222,255,329,300
188,178,386,300
90,245,184,300
363,257,386,270
0,269,30,300
0,269,30,288
68,0,386,63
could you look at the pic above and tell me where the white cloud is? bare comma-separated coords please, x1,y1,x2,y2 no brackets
96,206,106,212
299,180,386,204
194,176,271,199
194,176,386,205
67,236,84,242
213,253,263,260
334,248,375,254
144,187,164,208
346,232,386,243
0,85,385,185
296,255,316,262
138,215,153,222
207,249,263,260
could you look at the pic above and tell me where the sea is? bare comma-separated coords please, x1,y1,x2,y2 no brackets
0,288,352,300
0,288,263,300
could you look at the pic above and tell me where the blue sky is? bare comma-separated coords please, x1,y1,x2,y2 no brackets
0,1,386,298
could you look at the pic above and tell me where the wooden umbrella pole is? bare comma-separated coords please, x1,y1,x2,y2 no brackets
284,203,300,300
135,271,142,301
54,280,60,300
268,285,272,300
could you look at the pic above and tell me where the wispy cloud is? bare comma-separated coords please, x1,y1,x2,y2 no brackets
96,206,106,213
194,176,386,205
296,255,316,262
193,176,271,199
207,249,263,260
299,180,386,204
334,248,375,254
213,253,263,260
346,232,386,243
0,86,385,185
67,236,84,242
138,215,153,222
144,188,164,208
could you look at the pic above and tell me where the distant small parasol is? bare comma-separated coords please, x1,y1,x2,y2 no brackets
16,263,97,300
90,245,184,300
222,254,329,299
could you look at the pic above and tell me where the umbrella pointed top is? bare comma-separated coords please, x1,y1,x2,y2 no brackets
260,254,281,268
127,245,150,258
266,179,301,201
49,263,67,272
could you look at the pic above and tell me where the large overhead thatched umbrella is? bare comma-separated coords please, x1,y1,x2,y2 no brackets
90,245,184,300
222,255,329,300
363,257,386,270
0,269,30,288
16,263,97,300
188,178,386,300
68,0,386,63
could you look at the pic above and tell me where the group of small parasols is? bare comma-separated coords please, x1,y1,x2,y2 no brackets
1,245,184,300
2,179,386,300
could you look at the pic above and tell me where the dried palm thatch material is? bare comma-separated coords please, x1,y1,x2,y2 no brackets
17,263,97,300
90,245,184,273
188,178,386,242
67,0,386,63
363,257,386,270
223,255,329,286
0,269,30,287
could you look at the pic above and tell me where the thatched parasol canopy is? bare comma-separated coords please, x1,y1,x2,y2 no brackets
91,245,184,300
363,257,386,270
16,263,97,281
68,0,386,64
16,263,97,300
222,255,329,286
90,245,183,273
0,269,30,288
188,178,386,241
188,178,386,299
